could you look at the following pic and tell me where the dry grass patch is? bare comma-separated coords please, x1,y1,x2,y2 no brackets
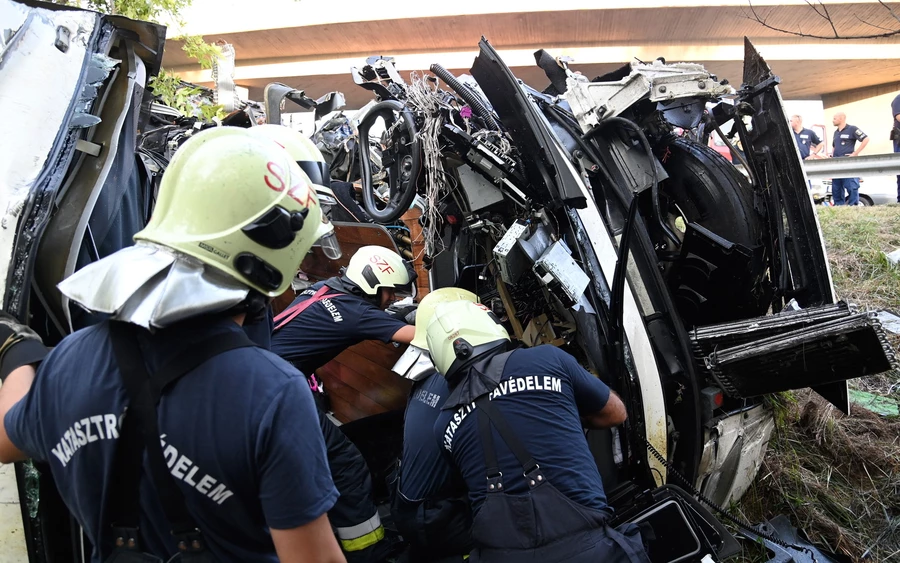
736,206,900,562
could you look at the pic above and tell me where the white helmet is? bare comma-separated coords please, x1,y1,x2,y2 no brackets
246,124,330,189
345,245,414,296
411,287,479,350
426,300,510,377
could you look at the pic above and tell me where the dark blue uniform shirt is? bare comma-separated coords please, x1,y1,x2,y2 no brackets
242,305,275,350
270,280,407,375
400,370,452,501
434,346,612,516
5,319,337,563
833,124,868,157
892,94,900,131
892,94,900,151
794,127,821,159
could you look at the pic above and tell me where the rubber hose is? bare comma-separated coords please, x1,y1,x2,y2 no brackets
429,63,501,131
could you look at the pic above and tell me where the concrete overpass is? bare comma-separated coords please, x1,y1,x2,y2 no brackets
165,0,900,154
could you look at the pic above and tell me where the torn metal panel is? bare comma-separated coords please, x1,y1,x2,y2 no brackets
697,404,774,507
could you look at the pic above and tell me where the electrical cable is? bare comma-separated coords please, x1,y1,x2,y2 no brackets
643,439,818,562
406,72,448,257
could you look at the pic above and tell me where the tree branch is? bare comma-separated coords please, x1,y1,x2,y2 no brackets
745,0,900,39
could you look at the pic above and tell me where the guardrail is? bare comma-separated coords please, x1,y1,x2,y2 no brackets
804,152,900,180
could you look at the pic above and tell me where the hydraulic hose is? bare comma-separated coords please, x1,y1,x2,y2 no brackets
430,63,501,131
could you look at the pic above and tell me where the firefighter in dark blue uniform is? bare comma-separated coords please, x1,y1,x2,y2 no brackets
394,288,480,563
0,128,345,562
830,112,870,206
271,245,415,563
422,301,650,563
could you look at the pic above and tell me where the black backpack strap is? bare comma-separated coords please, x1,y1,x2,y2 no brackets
474,395,540,478
106,321,256,552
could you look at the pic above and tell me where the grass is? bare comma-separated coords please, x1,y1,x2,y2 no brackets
735,205,900,562
818,204,900,396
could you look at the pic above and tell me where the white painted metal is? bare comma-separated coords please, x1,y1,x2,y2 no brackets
0,0,97,297
697,404,775,505
565,60,732,131
545,135,669,483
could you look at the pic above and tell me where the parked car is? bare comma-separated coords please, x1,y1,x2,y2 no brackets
810,176,897,205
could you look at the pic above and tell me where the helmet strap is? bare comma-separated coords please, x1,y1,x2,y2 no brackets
444,339,512,387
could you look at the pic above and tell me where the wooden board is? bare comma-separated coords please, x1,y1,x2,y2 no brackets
401,207,430,299
300,222,400,281
318,342,413,423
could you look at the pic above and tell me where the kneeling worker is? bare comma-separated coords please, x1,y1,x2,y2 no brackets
271,245,416,562
423,301,650,563
394,288,478,562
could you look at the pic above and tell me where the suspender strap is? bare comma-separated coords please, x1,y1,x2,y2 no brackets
273,286,342,331
476,407,501,479
474,395,540,476
107,321,256,539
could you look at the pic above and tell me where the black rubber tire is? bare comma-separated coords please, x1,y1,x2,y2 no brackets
660,137,769,327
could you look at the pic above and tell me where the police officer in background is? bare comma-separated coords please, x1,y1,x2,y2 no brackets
790,115,823,160
394,288,478,563
891,92,900,203
0,128,345,562
831,112,870,206
423,301,650,563
271,245,416,562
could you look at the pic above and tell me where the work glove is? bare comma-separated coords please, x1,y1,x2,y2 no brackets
0,311,48,383
387,303,418,324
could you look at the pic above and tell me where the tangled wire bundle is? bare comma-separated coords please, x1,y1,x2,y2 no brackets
405,72,450,257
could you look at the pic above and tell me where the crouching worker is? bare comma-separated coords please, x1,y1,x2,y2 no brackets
424,301,651,563
0,127,346,563
271,245,416,562
393,288,479,562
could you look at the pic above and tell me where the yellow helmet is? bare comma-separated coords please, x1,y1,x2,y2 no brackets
247,124,330,189
426,300,510,377
411,287,478,350
134,127,338,297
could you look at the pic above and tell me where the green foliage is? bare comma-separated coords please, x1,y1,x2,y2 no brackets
147,68,181,107
149,69,224,121
199,103,227,122
50,0,189,22
180,35,222,70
